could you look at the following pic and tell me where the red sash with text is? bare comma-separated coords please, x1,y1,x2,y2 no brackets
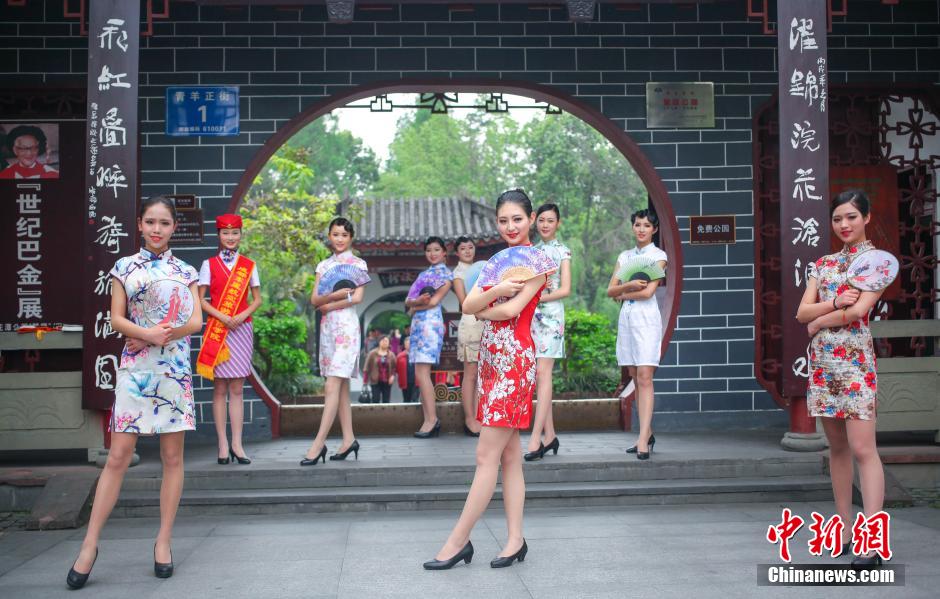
196,255,254,380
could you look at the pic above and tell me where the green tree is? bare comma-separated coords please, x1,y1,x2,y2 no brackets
373,110,479,197
279,114,379,197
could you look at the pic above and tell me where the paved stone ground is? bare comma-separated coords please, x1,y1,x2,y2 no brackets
128,430,809,472
0,500,936,598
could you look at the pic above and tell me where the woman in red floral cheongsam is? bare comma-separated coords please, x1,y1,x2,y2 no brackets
797,189,887,569
423,190,551,572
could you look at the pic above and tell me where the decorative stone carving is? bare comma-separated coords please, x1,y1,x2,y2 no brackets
326,0,356,24
566,0,596,22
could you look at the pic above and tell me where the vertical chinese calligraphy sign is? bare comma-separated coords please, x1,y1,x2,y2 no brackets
82,0,140,410
778,1,830,397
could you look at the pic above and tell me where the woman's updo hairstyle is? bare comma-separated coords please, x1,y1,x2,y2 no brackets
536,203,561,219
328,216,355,237
496,188,533,215
630,208,659,228
139,195,177,222
830,189,871,217
424,236,446,251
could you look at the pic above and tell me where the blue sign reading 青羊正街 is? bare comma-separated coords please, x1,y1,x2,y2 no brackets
165,86,239,136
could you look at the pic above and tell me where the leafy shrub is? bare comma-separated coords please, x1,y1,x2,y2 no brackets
559,308,619,395
252,300,310,397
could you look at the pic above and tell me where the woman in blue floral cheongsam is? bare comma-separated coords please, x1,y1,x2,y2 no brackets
406,236,453,438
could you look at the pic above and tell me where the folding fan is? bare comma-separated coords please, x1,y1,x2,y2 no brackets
461,261,486,292
142,279,195,328
616,255,666,283
476,246,557,288
406,269,452,301
847,249,899,292
317,264,371,296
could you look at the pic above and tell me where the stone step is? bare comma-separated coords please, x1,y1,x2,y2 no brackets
113,475,833,517
121,456,824,492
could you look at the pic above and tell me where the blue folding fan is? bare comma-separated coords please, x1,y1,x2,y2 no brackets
477,246,557,288
462,260,486,292
406,269,451,301
317,264,370,296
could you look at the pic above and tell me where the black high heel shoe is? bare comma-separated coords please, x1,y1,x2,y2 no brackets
463,424,480,437
329,440,360,461
543,437,560,456
153,544,173,579
217,453,230,465
523,442,545,462
490,539,527,568
300,445,327,466
423,541,474,570
66,547,97,589
851,553,883,569
229,448,251,465
626,434,655,455
414,420,441,439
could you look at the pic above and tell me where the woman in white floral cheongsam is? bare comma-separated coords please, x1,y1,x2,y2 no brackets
526,203,571,461
303,217,367,466
68,196,203,588
797,189,887,569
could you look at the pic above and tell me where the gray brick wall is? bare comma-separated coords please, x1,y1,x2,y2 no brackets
2,0,938,436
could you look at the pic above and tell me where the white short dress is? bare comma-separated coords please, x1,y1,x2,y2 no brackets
316,251,367,378
615,244,668,367
109,249,199,435
532,238,571,359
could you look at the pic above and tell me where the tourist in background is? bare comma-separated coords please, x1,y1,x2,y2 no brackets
526,203,571,460
607,209,667,461
406,236,453,438
397,336,417,403
67,196,203,588
452,235,484,436
197,213,262,466
302,217,365,465
424,189,552,571
796,189,886,569
363,334,396,404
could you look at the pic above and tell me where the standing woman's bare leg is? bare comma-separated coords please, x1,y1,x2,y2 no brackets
461,361,480,433
821,418,853,544
72,432,139,572
306,376,342,458
435,427,514,559
227,377,246,456
846,419,885,516
634,366,656,451
211,379,230,459
155,431,185,564
527,358,554,452
498,430,526,555
415,363,437,431
336,378,356,451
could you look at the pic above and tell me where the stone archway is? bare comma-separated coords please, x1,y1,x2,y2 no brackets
228,79,684,433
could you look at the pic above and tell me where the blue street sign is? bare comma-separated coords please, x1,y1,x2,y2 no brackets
165,86,239,136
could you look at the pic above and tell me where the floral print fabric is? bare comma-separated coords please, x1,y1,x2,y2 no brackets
316,251,368,378
476,282,545,429
807,240,878,420
532,239,571,359
109,249,199,435
408,263,453,364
